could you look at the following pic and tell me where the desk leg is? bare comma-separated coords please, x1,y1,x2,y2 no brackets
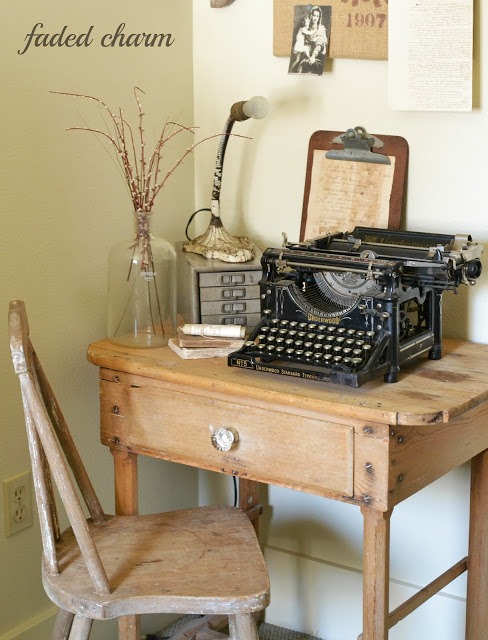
112,449,141,640
239,478,260,536
361,507,392,640
466,449,488,639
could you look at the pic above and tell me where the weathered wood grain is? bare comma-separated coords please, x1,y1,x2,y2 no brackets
101,381,354,499
88,339,488,426
466,449,488,638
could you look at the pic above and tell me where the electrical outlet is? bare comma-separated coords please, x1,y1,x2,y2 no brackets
4,471,33,536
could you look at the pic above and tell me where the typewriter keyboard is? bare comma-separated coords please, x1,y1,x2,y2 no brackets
242,316,376,372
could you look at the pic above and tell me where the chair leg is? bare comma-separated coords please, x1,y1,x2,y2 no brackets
230,614,259,640
52,609,75,640
68,616,93,640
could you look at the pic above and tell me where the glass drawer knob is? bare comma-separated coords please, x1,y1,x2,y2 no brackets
212,427,239,452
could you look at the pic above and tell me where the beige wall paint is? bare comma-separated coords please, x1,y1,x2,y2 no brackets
194,1,488,638
0,2,196,638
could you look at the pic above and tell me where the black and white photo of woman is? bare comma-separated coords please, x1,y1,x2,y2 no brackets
288,5,331,76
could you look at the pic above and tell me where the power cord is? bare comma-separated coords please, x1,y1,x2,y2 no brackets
185,208,212,241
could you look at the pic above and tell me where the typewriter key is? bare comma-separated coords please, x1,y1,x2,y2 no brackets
366,331,376,341
313,352,322,361
323,344,333,353
271,319,280,326
304,351,314,360
295,349,305,358
333,356,343,364
285,338,294,347
335,337,346,345
261,326,270,334
343,348,352,357
316,334,326,343
304,341,314,350
351,357,363,370
355,340,365,348
257,344,266,353
353,348,363,357
346,329,356,337
267,336,276,344
314,343,323,351
308,324,317,331
263,309,272,318
327,326,337,333
345,339,355,347
298,322,308,330
356,331,365,339
285,348,295,356
295,340,304,349
343,357,352,365
323,353,333,363
244,341,255,349
280,320,290,327
276,346,285,355
288,330,298,338
276,338,285,346
289,321,299,329
317,325,327,333
279,328,288,336
266,345,276,352
363,344,372,357
326,335,336,345
333,346,343,355
306,333,317,341
297,331,307,339
270,327,279,335
337,327,347,335
257,334,267,343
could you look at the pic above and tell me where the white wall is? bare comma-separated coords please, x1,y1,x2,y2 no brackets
194,1,488,639
0,2,197,639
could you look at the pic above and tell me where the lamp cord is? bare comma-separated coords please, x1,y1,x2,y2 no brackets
185,208,212,241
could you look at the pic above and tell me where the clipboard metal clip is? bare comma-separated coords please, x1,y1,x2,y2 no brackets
326,126,391,165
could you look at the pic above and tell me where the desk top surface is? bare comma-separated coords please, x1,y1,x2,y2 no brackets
88,338,488,427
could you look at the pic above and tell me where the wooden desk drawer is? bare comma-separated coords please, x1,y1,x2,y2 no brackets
104,383,354,498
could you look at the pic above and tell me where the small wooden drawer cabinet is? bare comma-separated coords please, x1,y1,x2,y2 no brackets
176,242,262,332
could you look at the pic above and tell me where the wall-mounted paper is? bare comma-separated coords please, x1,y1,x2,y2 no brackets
388,0,473,112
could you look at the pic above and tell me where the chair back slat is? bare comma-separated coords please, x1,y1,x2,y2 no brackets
9,301,111,596
31,347,106,525
41,445,61,542
21,393,59,574
19,373,111,595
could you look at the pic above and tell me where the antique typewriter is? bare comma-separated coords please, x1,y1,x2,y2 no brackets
228,227,483,387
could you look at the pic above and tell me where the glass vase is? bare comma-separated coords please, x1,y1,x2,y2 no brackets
107,214,176,348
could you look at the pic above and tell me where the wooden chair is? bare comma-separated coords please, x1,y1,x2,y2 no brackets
8,300,269,640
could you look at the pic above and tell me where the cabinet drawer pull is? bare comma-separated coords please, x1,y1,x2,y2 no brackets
211,427,239,452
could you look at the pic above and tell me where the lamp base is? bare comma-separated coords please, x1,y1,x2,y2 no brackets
183,218,254,263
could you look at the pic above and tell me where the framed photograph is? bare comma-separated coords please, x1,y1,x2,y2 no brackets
288,5,332,76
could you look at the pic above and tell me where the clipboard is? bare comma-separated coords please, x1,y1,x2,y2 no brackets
300,128,408,242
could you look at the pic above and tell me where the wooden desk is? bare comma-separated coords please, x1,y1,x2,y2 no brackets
88,338,488,640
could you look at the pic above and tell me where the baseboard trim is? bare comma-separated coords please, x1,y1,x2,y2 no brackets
0,606,58,640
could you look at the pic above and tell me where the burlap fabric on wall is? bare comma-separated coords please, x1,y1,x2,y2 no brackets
274,0,388,60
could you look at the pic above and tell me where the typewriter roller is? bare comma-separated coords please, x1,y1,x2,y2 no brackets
228,227,483,387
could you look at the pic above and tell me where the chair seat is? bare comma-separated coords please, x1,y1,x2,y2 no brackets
43,505,269,620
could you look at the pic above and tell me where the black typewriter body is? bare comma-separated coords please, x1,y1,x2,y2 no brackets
228,227,483,387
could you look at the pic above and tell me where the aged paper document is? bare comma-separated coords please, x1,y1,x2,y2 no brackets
389,0,473,112
304,152,395,239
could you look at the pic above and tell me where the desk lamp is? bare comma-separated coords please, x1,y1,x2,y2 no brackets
183,96,269,263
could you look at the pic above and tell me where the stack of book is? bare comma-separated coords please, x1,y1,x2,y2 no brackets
168,327,244,359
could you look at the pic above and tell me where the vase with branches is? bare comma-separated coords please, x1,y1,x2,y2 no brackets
54,88,224,348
